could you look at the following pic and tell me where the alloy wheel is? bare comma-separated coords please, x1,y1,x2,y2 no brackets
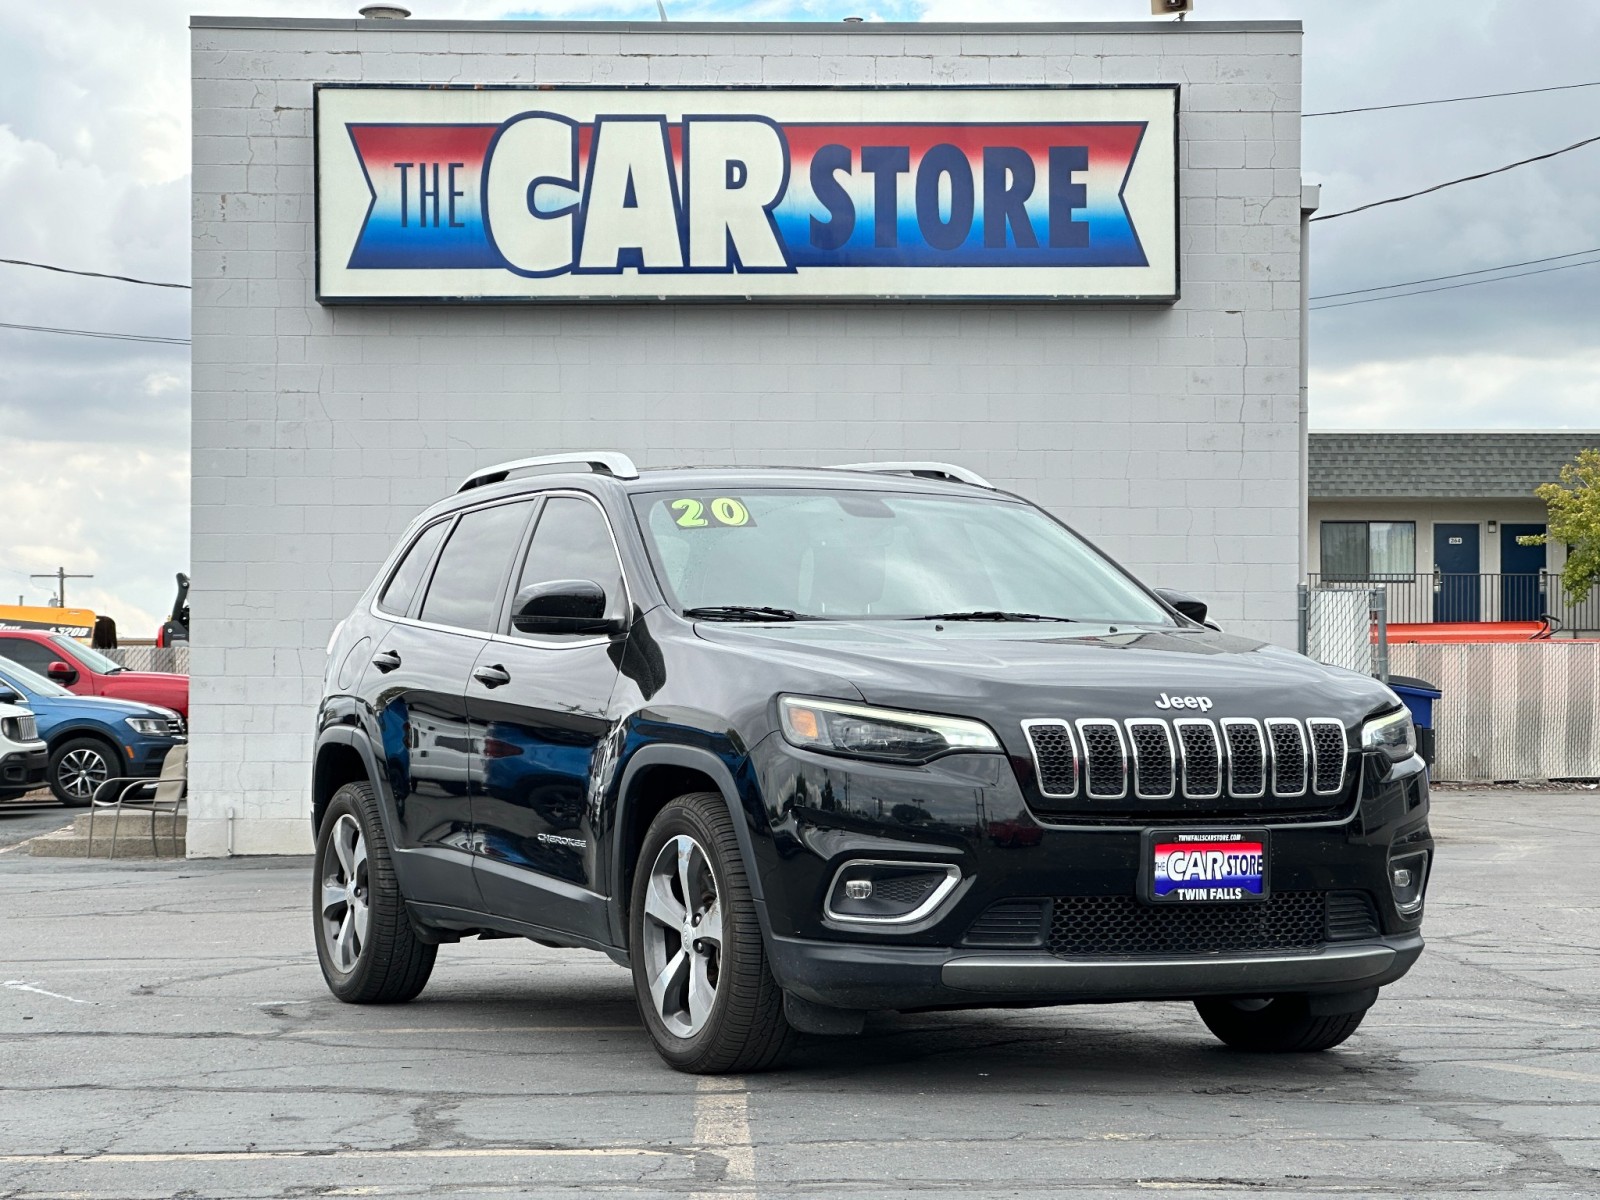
320,813,371,973
640,833,723,1038
59,748,109,801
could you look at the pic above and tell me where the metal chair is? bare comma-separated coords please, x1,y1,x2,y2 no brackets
88,744,187,859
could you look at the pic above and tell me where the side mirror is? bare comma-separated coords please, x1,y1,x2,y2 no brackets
511,579,624,636
47,660,80,686
1154,588,1219,630
0,688,22,706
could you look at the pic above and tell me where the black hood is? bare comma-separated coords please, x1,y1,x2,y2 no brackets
694,620,1398,731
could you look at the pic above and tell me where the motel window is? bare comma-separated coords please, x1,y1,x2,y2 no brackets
1320,521,1416,581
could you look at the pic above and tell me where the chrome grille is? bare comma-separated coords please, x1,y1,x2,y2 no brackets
16,714,38,742
1308,719,1348,795
1075,720,1127,798
1173,718,1222,800
1022,720,1078,798
1125,720,1175,800
1266,719,1308,797
1221,718,1267,798
1021,715,1348,804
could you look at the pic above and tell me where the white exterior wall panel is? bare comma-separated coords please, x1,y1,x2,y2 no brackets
190,19,1303,855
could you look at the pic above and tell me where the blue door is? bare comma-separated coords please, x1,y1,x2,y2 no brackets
1433,523,1480,622
1500,523,1546,621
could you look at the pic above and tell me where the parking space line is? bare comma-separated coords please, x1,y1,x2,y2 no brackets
692,1075,756,1200
0,1147,663,1164
1474,1060,1600,1083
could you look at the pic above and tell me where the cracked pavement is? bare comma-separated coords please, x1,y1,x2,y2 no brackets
1,791,1597,1198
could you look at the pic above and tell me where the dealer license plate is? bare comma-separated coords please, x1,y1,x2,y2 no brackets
1142,828,1269,904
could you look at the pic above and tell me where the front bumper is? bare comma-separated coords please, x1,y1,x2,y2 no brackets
768,929,1424,1011
0,748,48,787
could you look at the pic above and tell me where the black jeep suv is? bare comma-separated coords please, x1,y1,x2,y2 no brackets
313,453,1430,1073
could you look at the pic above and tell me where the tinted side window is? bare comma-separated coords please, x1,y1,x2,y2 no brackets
377,520,449,617
0,639,57,675
418,502,533,632
512,498,625,628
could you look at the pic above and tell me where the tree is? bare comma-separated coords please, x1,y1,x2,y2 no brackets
1518,448,1600,604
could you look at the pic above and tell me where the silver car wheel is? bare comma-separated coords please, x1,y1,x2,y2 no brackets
320,814,371,974
59,747,109,800
640,833,723,1039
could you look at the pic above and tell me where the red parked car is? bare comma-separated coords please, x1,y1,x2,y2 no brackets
0,631,188,719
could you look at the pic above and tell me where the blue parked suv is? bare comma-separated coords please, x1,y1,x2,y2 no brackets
0,661,186,806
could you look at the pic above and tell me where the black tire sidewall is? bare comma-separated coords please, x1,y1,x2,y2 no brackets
48,737,120,807
630,799,737,1068
1196,995,1365,1053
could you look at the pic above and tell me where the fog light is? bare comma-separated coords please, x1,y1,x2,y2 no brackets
1388,850,1428,916
825,860,961,925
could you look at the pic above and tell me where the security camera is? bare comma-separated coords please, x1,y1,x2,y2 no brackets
1152,0,1193,14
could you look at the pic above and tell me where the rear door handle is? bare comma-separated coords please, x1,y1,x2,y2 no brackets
371,649,402,673
473,663,511,689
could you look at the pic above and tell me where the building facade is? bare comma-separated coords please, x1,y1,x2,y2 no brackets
1308,431,1598,629
190,16,1306,855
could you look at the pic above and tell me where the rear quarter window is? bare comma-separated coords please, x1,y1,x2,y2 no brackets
376,520,449,617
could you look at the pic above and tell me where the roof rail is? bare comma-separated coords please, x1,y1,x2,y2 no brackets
458,452,640,493
829,461,995,489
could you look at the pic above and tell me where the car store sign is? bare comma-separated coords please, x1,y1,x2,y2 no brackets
314,85,1177,303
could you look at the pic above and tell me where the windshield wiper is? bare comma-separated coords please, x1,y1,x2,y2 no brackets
914,610,1079,623
682,605,810,622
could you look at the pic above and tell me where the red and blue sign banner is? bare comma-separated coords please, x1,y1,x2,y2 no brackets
315,86,1177,303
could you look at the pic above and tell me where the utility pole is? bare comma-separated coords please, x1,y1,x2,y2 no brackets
31,567,93,610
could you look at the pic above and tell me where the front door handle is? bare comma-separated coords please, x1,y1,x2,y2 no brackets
473,663,511,689
371,649,402,673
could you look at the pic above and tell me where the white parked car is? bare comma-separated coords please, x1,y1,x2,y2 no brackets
0,683,49,800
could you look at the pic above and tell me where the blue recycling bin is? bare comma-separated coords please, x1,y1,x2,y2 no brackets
1388,674,1439,771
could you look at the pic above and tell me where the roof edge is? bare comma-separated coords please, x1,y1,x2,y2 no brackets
191,16,1302,34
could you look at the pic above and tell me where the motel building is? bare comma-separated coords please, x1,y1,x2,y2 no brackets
190,13,1309,854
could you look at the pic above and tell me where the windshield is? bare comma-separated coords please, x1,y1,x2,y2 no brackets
0,661,72,698
632,488,1173,624
51,634,122,673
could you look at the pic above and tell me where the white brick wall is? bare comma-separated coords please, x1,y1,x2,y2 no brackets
190,18,1304,855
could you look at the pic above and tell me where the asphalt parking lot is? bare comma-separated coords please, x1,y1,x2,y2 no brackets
2,791,1597,1199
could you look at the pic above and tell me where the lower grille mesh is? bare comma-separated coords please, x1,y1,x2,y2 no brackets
1047,892,1326,957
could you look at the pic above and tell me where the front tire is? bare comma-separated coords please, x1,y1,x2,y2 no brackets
1195,995,1367,1052
313,781,436,1004
629,792,797,1074
49,737,118,807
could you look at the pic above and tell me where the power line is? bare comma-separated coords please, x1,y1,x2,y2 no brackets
0,319,189,346
1310,256,1600,311
1311,246,1600,300
1312,133,1600,222
0,256,190,290
1305,79,1600,118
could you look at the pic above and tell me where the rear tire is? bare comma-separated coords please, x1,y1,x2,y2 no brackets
48,737,119,807
313,781,436,1004
629,791,797,1074
1195,995,1367,1052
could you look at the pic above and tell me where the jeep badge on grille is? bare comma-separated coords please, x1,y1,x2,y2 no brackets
1155,693,1213,712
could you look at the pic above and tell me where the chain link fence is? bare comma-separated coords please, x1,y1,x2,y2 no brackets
101,645,189,675
1388,640,1600,783
1298,584,1388,680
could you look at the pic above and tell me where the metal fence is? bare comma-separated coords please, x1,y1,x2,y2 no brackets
1389,640,1600,782
1298,584,1388,680
101,645,189,675
1307,572,1600,632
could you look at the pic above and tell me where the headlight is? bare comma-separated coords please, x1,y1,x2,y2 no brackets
779,696,1000,764
1361,707,1416,763
125,717,172,736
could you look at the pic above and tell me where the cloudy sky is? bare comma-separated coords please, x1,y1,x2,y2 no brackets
0,0,1596,628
